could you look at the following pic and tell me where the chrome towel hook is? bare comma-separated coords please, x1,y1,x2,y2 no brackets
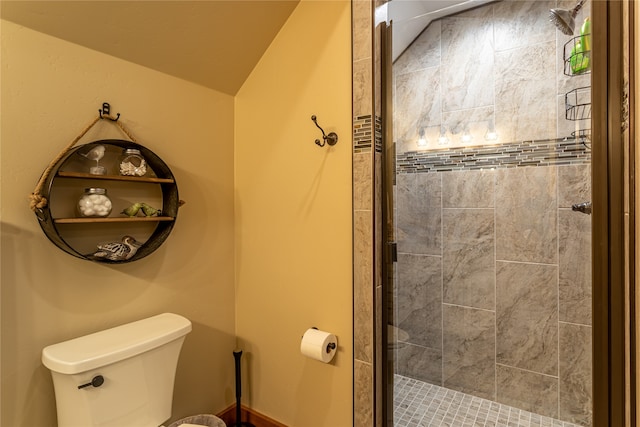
311,115,338,147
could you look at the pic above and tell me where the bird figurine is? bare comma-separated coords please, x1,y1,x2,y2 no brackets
80,145,106,174
92,235,142,261
120,202,160,217
121,202,143,217
140,202,160,217
80,145,106,166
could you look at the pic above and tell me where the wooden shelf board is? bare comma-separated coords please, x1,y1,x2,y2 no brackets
57,171,174,184
54,216,175,224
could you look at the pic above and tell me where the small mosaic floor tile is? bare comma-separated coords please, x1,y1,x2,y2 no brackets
393,375,585,427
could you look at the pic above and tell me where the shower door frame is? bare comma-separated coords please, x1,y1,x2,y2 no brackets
591,1,636,426
350,0,638,426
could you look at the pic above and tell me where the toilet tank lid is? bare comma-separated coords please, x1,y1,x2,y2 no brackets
42,313,192,375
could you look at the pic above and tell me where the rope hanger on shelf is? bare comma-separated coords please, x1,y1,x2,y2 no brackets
28,102,137,212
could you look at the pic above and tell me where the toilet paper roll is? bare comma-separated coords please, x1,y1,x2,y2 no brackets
300,328,337,363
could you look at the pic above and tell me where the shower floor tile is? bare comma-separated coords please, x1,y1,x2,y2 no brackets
393,375,584,427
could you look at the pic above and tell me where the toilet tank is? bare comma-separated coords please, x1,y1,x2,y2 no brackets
42,313,192,427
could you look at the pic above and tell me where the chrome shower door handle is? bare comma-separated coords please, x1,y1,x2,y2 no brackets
572,201,592,215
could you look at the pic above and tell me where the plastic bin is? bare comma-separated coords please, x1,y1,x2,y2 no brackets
168,414,227,427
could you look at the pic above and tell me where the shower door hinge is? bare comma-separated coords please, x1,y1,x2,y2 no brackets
387,242,397,263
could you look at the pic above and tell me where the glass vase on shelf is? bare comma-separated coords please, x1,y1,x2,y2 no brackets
119,148,147,177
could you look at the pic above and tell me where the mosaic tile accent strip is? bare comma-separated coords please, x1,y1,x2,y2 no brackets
375,115,383,153
396,138,591,174
354,115,373,153
394,375,585,427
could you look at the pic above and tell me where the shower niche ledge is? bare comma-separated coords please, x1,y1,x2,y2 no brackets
34,139,182,263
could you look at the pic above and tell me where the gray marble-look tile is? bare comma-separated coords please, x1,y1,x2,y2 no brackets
374,26,382,118
397,173,442,255
496,364,559,419
559,322,593,427
375,286,383,426
395,342,442,386
441,6,494,112
352,0,371,63
443,209,495,310
353,152,372,211
442,105,495,145
493,0,555,52
496,261,558,376
394,21,441,76
354,210,373,363
443,170,495,208
394,67,442,153
495,41,557,142
353,58,372,118
558,164,592,209
559,209,592,325
443,304,496,400
495,166,558,264
355,360,373,427
396,253,442,348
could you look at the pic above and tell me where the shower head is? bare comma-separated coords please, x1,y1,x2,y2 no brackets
549,0,586,35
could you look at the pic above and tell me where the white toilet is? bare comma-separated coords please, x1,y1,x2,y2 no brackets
42,313,195,427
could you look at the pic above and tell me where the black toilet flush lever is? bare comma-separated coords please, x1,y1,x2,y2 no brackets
78,375,104,389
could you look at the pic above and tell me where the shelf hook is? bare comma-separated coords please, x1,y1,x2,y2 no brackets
311,115,338,147
99,102,120,122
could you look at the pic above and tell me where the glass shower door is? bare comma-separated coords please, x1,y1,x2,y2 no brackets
385,1,595,426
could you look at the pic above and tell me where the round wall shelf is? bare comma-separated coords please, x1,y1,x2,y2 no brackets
34,139,181,263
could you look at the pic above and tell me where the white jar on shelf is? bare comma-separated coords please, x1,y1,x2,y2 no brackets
77,188,112,217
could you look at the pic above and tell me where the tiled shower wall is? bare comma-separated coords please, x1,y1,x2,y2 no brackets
393,0,590,152
392,1,593,426
352,0,382,426
394,165,592,426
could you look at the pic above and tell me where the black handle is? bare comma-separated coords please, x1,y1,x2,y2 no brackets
233,349,243,400
78,375,104,389
232,350,256,427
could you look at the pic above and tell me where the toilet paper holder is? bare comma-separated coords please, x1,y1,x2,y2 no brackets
307,326,336,352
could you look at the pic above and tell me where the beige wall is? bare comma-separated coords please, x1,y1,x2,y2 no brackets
234,0,353,426
1,20,237,426
1,1,354,426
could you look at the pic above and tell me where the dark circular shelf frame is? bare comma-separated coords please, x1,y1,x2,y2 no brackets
34,139,180,263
